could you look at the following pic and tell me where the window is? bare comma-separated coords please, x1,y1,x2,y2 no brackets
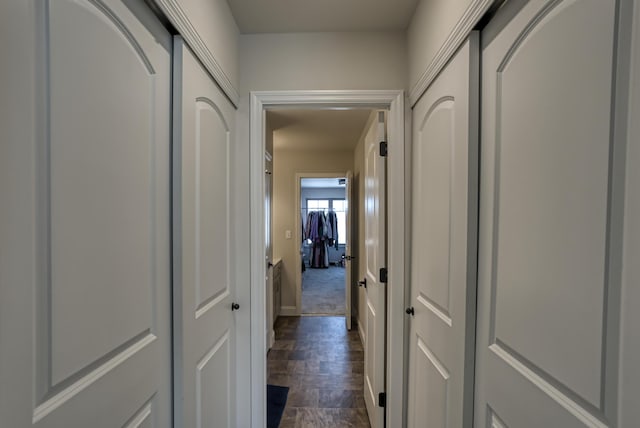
306,198,347,245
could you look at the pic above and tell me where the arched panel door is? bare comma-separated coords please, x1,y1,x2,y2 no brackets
172,38,240,428
475,0,626,426
0,0,173,426
408,35,479,428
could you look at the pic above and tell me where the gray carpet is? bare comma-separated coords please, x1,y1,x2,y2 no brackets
301,265,345,315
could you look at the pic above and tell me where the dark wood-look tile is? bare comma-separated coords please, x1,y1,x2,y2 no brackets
267,316,371,427
318,389,365,408
278,408,298,428
287,386,320,408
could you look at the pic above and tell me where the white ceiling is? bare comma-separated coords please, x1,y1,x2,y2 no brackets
226,0,419,34
267,109,372,151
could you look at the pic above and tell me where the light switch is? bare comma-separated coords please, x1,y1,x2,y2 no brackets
285,230,292,239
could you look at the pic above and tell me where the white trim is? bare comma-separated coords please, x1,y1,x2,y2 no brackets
278,306,298,316
250,90,406,428
295,171,347,316
408,0,493,107
153,0,240,107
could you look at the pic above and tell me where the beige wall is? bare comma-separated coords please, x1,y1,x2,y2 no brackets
272,148,355,311
239,31,408,93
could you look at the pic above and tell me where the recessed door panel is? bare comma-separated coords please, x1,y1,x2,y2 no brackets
416,99,454,316
124,401,154,428
49,0,156,385
197,331,231,428
476,0,622,425
409,337,449,428
490,0,612,405
195,101,230,314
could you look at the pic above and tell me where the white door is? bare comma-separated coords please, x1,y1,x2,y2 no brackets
173,38,238,428
475,0,626,426
408,35,479,428
0,0,172,426
344,171,353,330
362,111,387,428
265,152,274,350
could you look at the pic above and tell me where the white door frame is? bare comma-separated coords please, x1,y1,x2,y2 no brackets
249,90,406,428
295,171,348,317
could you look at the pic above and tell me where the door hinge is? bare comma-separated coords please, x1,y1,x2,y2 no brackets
379,141,388,157
378,392,386,408
379,267,388,283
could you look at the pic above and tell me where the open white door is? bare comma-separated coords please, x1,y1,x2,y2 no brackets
265,151,274,350
362,112,387,428
0,0,172,426
173,38,238,428
408,35,479,428
344,171,353,330
475,0,627,426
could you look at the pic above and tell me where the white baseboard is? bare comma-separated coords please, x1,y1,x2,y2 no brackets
279,306,298,316
269,329,275,348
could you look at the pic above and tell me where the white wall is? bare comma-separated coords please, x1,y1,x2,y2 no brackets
408,0,469,88
407,0,491,103
163,0,240,101
239,31,408,92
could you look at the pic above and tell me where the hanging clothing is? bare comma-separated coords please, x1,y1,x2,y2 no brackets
304,210,332,268
326,211,339,250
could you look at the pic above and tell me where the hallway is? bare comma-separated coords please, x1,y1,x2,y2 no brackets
267,316,370,427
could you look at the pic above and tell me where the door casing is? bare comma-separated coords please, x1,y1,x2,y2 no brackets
249,90,406,428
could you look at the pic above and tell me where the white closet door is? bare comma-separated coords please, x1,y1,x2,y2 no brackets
475,0,626,426
0,0,172,426
172,37,238,428
408,34,479,428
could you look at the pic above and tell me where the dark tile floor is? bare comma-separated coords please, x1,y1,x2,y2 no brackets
267,316,371,428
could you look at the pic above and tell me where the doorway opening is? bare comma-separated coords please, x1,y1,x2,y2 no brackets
266,108,372,426
300,176,348,316
249,90,406,428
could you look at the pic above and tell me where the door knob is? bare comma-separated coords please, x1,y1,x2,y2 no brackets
231,302,240,311
405,307,414,316
358,278,367,288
